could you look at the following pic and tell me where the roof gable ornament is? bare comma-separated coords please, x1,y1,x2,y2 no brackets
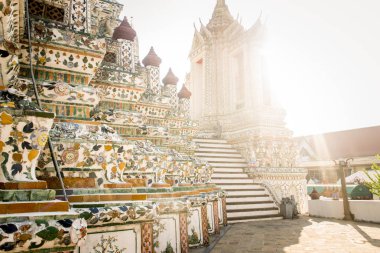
189,25,205,53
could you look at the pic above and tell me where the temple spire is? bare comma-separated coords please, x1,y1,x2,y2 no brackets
207,0,234,32
217,0,226,6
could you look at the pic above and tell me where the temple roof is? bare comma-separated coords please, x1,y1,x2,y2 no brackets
297,125,380,160
112,17,136,41
178,85,192,99
206,0,234,32
142,47,162,67
162,68,179,85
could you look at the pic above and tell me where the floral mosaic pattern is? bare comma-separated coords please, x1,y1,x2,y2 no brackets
70,0,88,32
94,68,146,87
50,140,134,185
0,110,54,182
146,66,160,95
200,205,209,246
40,82,100,106
144,126,169,137
90,0,123,36
93,84,144,102
141,223,153,253
31,20,106,52
179,212,189,253
121,40,134,71
133,104,170,119
75,204,156,226
0,0,20,89
92,110,144,127
37,122,133,185
0,0,19,42
19,46,103,77
0,218,87,252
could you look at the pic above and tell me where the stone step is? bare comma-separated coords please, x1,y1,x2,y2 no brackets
195,153,243,158
203,157,246,163
228,214,283,223
209,162,247,168
196,148,239,153
212,173,248,178
227,209,279,218
227,206,278,213
227,203,277,210
219,184,263,190
211,178,253,184
193,139,228,144
227,191,268,196
213,168,245,173
197,143,234,149
227,196,273,202
195,137,279,223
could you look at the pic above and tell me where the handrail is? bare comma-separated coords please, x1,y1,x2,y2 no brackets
25,0,67,201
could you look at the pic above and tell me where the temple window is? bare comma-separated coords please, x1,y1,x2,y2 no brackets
103,52,117,64
28,0,65,23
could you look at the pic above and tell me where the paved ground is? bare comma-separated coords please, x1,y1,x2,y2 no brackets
209,216,380,253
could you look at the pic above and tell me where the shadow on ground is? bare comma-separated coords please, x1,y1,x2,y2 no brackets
210,217,312,253
351,222,380,248
192,216,380,253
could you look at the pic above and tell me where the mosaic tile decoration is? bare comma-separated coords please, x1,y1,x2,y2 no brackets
222,197,228,226
201,205,209,246
141,222,153,253
0,110,54,182
179,212,189,253
213,200,220,234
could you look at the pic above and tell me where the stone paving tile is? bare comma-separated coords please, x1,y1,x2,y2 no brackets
211,216,380,253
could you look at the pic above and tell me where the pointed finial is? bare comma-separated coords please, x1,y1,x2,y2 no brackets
178,85,192,99
142,47,162,67
162,68,179,85
112,16,136,41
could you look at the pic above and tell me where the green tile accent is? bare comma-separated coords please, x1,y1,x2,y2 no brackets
0,190,56,202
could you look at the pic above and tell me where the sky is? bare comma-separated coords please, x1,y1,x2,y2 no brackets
122,0,380,136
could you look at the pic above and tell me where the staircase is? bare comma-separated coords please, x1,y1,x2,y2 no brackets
194,138,281,223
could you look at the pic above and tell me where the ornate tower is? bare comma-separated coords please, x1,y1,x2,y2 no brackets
162,68,179,106
189,0,296,167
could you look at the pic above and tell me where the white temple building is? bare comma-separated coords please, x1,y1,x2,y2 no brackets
190,0,308,222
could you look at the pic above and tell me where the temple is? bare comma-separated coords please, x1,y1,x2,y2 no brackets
0,0,227,252
189,0,307,221
0,0,308,252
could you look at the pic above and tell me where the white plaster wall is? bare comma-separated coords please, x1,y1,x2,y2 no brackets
188,207,203,247
78,224,141,253
218,198,224,225
155,214,181,253
207,202,215,234
309,199,380,223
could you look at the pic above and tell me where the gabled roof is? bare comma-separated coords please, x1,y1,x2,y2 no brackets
297,125,380,160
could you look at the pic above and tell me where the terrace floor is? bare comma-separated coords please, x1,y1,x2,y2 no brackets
200,216,380,253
